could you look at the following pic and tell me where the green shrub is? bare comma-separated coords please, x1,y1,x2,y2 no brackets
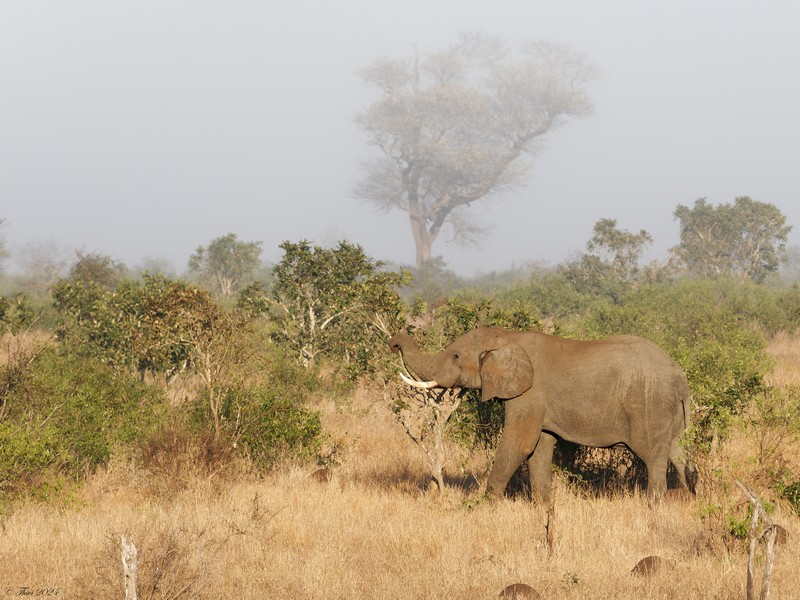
188,382,323,470
236,385,323,469
188,350,324,470
499,271,610,322
52,274,230,379
411,297,539,348
270,240,410,372
0,293,35,334
776,477,800,515
0,347,164,506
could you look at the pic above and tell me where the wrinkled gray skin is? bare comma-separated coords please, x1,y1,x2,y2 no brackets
389,327,695,502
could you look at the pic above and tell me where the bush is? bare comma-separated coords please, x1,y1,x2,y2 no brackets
777,476,800,515
0,347,164,506
269,240,410,372
499,271,610,323
236,385,323,469
0,293,35,334
187,350,324,470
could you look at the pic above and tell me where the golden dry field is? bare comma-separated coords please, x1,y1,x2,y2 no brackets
1,337,799,599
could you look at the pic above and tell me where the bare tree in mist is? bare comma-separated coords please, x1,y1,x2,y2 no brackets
354,32,595,267
15,241,71,296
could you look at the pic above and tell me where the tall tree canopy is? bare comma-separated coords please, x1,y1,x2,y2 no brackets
188,233,263,298
583,218,654,284
354,32,595,267
270,240,409,369
560,218,664,302
69,250,127,289
672,197,791,283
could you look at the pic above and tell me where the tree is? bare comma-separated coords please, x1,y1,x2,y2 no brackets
270,240,410,369
15,241,70,298
672,197,792,283
188,233,263,298
354,32,595,266
69,249,126,289
584,218,654,282
780,246,800,282
560,218,670,302
381,379,465,497
0,294,34,335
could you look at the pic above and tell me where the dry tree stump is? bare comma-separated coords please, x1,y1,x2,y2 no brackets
120,534,138,600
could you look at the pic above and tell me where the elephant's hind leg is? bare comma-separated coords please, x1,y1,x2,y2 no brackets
638,442,674,500
644,459,668,499
668,437,697,493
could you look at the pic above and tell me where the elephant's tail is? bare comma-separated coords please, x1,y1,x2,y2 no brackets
677,392,699,493
682,393,692,430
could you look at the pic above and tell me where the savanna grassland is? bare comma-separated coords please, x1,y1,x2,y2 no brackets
1,336,798,600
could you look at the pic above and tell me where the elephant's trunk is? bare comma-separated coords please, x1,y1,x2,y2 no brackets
388,332,439,382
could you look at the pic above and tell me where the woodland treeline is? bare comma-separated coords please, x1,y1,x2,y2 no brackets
1,197,800,516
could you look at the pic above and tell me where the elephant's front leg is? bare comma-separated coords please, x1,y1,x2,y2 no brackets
528,432,556,504
486,399,544,497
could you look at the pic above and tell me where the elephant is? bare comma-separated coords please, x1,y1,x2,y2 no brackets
389,327,695,502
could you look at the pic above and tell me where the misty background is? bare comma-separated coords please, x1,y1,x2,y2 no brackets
2,1,798,276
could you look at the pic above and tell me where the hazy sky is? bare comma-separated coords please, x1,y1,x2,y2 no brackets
2,1,798,276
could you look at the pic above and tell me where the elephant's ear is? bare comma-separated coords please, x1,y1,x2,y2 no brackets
479,344,533,401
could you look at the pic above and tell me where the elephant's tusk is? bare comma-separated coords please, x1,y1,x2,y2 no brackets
398,371,439,389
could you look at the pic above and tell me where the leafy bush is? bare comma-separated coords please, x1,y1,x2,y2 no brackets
269,240,411,374
235,385,323,469
52,274,229,379
776,476,800,515
411,296,540,349
184,348,324,470
499,271,608,323
0,347,164,506
0,293,35,334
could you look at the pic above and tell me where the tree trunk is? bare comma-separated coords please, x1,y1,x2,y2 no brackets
406,182,438,268
415,237,433,268
409,210,434,268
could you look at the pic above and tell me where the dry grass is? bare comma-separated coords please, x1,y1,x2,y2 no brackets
766,331,800,387
2,347,800,598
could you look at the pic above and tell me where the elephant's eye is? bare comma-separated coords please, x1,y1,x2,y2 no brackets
452,352,460,361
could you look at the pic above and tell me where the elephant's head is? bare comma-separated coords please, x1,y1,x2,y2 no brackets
388,327,534,401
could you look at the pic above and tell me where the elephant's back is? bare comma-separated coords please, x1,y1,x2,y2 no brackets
555,334,690,405
597,335,682,368
534,331,689,391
